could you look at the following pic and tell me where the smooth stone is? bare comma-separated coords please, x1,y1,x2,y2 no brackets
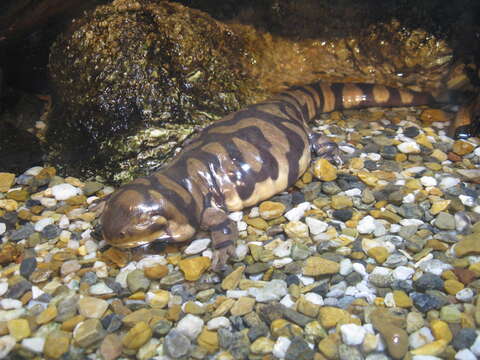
178,257,211,281
303,256,340,276
100,334,122,360
73,318,106,348
122,322,152,349
44,330,70,359
284,336,315,360
78,296,109,319
126,269,151,292
370,309,408,359
164,329,192,358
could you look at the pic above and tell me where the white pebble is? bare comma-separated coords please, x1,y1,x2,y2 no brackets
226,290,248,298
0,223,5,235
0,299,22,310
339,145,356,154
176,314,204,340
298,275,314,285
420,176,437,187
207,317,231,330
228,211,243,222
409,327,434,349
455,349,477,360
471,334,480,356
344,188,362,196
392,266,414,281
284,202,311,221
403,193,416,203
24,166,43,176
237,221,247,231
459,195,475,207
31,286,44,299
0,283,8,297
352,262,367,276
249,207,259,218
184,238,211,255
40,197,57,208
58,215,70,229
367,153,381,161
279,294,295,308
0,336,16,358
400,219,424,227
384,292,395,307
339,258,353,276
272,239,292,258
340,323,366,345
456,288,474,302
418,259,452,276
89,282,114,295
21,337,45,353
304,293,324,306
93,261,108,278
235,243,248,260
50,183,81,200
34,217,54,232
439,177,460,189
412,356,442,360
248,279,287,302
273,337,291,359
273,258,293,268
357,215,376,234
397,141,420,154
305,217,328,235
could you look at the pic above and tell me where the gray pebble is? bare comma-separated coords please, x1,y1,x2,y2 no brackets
126,269,150,293
9,224,34,241
339,344,364,360
285,336,315,360
164,330,191,358
20,257,37,278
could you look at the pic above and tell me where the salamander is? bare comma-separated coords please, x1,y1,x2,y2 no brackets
99,81,436,270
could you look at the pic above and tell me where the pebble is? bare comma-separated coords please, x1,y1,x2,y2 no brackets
73,318,106,348
184,238,211,254
164,329,191,358
176,314,204,339
51,183,81,200
303,256,340,276
340,323,366,345
122,321,152,349
21,337,45,354
78,296,109,318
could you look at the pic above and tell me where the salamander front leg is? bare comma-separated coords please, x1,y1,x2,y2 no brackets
309,132,342,165
201,207,238,271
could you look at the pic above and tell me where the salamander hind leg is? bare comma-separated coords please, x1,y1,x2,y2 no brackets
309,132,342,165
201,207,238,271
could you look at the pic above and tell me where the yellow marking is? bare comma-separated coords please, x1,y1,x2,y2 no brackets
372,85,390,103
399,90,414,104
342,84,366,108
232,137,263,173
155,174,191,204
320,83,335,112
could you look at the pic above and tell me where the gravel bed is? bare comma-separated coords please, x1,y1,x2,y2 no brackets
1,106,480,360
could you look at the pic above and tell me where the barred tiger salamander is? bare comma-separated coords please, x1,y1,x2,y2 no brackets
100,81,436,270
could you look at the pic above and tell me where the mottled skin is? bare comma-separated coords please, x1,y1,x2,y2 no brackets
100,81,434,270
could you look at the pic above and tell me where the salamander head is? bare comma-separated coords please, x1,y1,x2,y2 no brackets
100,182,195,248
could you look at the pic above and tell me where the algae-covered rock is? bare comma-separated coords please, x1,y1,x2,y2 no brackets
48,0,458,183
48,0,256,183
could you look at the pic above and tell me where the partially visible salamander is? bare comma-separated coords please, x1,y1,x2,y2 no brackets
98,81,436,270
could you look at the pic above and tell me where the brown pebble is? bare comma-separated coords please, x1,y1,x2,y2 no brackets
452,268,477,285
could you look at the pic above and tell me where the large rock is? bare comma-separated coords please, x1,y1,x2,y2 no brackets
48,0,255,182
